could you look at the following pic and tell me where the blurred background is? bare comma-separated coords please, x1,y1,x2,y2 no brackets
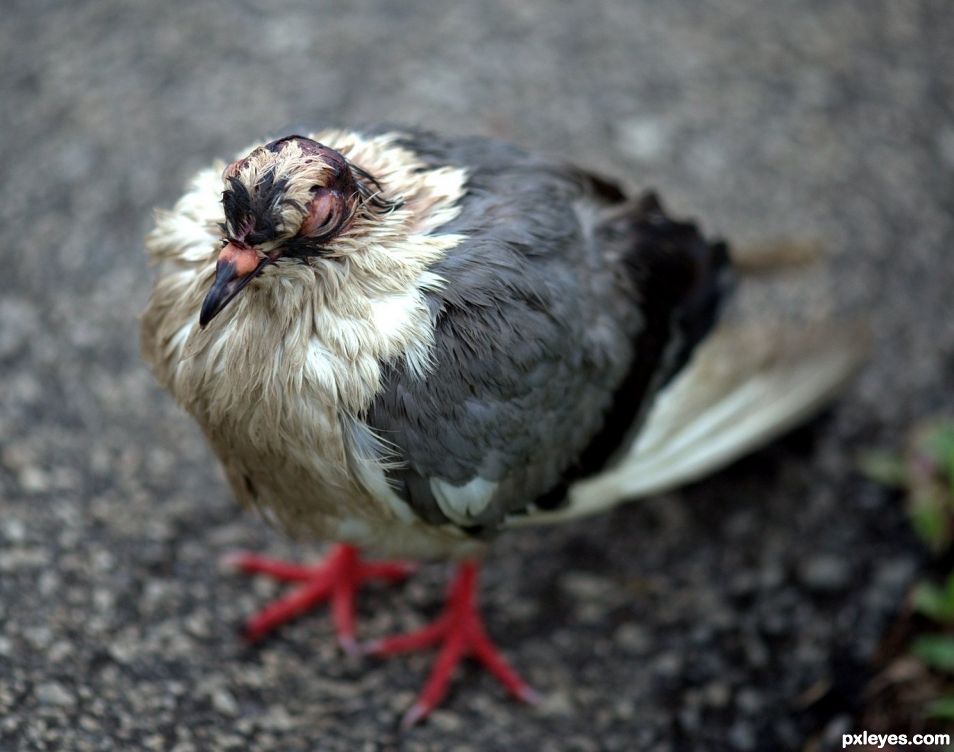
1,1,953,750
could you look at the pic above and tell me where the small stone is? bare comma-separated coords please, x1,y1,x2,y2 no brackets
560,571,612,600
38,571,59,596
616,116,670,160
91,550,116,572
184,612,211,638
2,519,26,543
260,705,295,731
819,714,853,747
25,626,53,650
678,704,701,733
736,687,764,715
653,651,683,679
1,715,20,733
728,721,757,750
389,690,416,713
47,641,72,662
0,547,50,572
535,689,573,717
874,557,918,591
35,681,76,708
613,623,651,654
79,716,101,733
758,564,785,590
18,466,50,494
702,682,731,708
0,299,36,359
743,636,770,668
428,709,462,732
211,688,240,717
798,555,851,592
93,588,115,612
51,467,80,491
108,636,138,665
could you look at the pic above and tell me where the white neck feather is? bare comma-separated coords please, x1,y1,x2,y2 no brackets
143,129,468,431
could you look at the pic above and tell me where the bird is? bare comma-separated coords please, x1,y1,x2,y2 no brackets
140,126,864,727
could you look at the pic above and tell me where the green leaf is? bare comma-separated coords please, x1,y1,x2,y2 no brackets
925,694,954,720
857,451,908,487
912,581,954,623
944,570,954,599
924,425,954,468
910,501,950,552
912,573,954,624
919,424,954,503
912,634,954,673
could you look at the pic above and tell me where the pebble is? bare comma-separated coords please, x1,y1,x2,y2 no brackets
560,571,613,600
615,115,671,160
735,687,764,715
2,519,27,542
0,298,36,359
652,651,684,679
798,555,852,592
613,622,652,654
702,681,731,709
18,466,50,494
728,721,757,751
211,688,240,717
35,681,76,708
535,689,574,717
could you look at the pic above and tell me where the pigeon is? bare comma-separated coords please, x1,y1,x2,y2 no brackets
140,126,864,726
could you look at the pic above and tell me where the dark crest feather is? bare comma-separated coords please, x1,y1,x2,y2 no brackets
221,135,401,256
222,169,292,244
350,163,403,213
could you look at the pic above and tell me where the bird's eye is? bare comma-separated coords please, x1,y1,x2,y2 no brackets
299,189,345,238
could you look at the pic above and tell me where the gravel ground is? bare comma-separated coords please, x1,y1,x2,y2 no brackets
1,1,952,750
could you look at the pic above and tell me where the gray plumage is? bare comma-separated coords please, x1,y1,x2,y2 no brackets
364,130,729,531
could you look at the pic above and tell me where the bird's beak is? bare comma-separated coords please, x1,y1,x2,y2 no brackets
199,243,271,327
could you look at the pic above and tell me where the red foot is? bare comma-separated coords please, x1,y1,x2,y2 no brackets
364,561,539,727
225,544,414,653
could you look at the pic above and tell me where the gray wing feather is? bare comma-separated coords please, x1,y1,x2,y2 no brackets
366,139,636,530
512,318,868,526
363,129,728,533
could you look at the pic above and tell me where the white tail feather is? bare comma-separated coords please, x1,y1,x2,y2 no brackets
510,319,867,527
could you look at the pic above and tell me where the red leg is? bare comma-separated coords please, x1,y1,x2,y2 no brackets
365,560,539,727
226,543,415,652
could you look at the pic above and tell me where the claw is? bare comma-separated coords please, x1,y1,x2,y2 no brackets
369,561,537,726
229,544,414,646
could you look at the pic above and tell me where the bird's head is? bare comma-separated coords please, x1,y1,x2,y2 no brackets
200,134,393,327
